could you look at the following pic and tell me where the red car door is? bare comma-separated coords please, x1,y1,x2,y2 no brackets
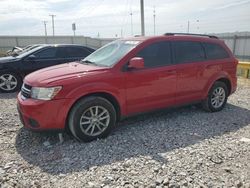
124,41,177,115
172,41,206,105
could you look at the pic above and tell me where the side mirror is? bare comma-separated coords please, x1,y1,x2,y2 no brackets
128,57,144,69
27,54,36,61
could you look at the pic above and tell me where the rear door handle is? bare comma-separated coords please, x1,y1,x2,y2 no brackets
166,70,176,74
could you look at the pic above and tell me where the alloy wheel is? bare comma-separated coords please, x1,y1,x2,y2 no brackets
0,74,18,91
211,87,226,109
79,106,110,137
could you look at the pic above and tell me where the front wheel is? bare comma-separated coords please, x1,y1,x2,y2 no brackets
202,81,228,112
0,72,22,93
68,96,117,142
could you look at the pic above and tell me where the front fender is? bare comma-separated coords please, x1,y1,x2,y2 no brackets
63,82,126,116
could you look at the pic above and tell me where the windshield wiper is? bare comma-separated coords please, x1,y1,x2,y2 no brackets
81,60,97,65
81,60,108,67
81,60,99,66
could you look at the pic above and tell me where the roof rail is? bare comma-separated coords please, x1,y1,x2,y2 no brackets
164,33,218,39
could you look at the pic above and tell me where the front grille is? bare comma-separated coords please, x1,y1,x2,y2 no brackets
21,83,32,99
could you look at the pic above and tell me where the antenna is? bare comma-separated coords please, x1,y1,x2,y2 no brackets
130,7,133,36
153,6,156,35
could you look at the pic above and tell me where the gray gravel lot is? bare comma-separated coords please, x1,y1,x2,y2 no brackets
0,79,250,188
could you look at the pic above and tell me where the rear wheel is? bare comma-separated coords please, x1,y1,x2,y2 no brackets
202,81,228,112
0,72,22,93
68,96,116,142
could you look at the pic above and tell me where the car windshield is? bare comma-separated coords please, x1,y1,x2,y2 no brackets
82,40,139,67
15,46,45,59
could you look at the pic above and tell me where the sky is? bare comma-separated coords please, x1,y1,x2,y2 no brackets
0,0,249,38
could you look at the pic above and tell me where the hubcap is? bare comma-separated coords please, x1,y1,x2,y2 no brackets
211,87,226,108
79,106,110,136
0,74,18,91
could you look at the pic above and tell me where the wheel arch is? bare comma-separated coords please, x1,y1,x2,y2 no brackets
65,91,122,131
215,77,231,95
204,75,232,99
0,69,23,79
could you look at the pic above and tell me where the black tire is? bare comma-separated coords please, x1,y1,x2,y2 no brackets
202,81,228,112
68,96,117,142
0,72,22,93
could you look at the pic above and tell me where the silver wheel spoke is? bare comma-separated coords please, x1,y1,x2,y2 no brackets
10,81,17,86
0,76,7,81
98,110,106,118
98,121,108,127
85,124,93,133
90,107,95,116
99,115,109,120
8,75,13,81
82,115,91,120
80,120,91,125
95,123,102,131
95,106,99,116
90,124,95,134
0,82,5,87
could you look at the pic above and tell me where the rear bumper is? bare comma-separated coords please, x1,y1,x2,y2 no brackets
17,93,71,131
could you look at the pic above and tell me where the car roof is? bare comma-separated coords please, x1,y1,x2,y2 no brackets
122,34,222,44
44,44,90,48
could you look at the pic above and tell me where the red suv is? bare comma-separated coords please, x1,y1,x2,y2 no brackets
17,33,238,142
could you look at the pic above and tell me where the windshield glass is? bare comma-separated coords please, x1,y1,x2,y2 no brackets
15,46,45,59
82,40,139,67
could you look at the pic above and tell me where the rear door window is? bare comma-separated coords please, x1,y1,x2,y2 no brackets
137,41,172,68
203,42,229,60
56,47,90,58
35,48,57,59
173,41,206,64
65,47,90,58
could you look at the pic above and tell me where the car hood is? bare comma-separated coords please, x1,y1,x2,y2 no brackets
0,56,20,63
25,62,109,86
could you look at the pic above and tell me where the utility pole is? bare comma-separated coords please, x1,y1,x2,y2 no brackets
49,14,56,36
42,21,48,37
130,11,133,36
72,23,76,36
187,20,190,33
121,29,123,38
196,20,199,31
140,0,145,36
153,6,156,35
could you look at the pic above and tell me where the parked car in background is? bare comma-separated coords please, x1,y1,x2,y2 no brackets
17,33,238,142
0,44,95,92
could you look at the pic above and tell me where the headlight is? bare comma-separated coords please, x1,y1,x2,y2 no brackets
31,86,62,100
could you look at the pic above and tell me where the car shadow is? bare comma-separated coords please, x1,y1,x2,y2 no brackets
15,103,250,175
0,92,18,99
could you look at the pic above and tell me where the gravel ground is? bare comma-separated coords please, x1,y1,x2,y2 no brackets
0,79,250,188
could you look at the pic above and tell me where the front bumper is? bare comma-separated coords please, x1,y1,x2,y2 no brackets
17,93,71,131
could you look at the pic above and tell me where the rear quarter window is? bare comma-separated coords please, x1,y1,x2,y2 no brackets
203,42,230,60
